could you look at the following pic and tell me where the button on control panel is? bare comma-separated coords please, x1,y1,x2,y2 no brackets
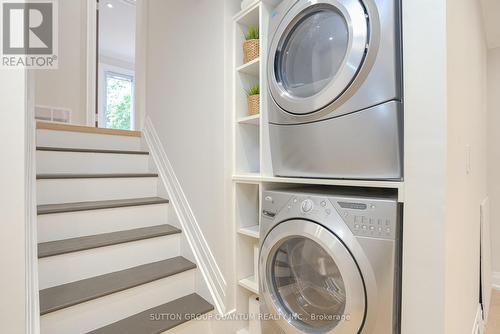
334,200,398,240
349,214,395,239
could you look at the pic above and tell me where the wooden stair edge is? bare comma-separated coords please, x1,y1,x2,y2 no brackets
87,293,214,334
36,173,159,180
36,122,142,138
37,197,170,215
39,257,197,315
36,146,150,155
38,224,182,258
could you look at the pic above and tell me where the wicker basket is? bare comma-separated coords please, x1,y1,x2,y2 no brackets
247,94,260,116
243,39,260,63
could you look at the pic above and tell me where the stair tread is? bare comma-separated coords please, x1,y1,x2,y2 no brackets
38,225,181,258
37,173,158,179
39,257,196,315
37,146,150,155
38,197,169,215
87,293,213,334
36,121,142,137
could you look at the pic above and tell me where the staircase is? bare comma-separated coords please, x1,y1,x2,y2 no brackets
35,123,214,334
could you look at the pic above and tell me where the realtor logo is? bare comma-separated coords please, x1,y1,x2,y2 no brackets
1,0,58,68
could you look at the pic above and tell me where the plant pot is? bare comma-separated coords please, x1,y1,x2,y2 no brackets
243,39,259,64
247,94,260,116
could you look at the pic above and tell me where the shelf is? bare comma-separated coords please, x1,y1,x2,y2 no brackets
232,174,405,202
237,114,260,125
236,328,249,334
233,173,262,184
233,1,260,26
237,58,260,76
239,275,259,294
232,174,403,188
238,225,260,239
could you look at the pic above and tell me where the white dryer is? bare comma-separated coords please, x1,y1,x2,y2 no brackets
267,0,403,180
259,188,401,333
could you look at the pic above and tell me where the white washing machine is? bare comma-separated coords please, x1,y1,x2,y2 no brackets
267,0,403,180
259,188,401,333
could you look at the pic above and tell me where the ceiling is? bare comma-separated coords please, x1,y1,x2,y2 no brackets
480,0,500,49
99,0,136,64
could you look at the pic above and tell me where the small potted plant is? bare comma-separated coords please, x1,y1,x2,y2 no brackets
243,26,259,64
246,85,260,116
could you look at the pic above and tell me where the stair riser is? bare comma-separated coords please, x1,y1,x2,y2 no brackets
37,129,143,151
36,151,151,174
40,270,196,334
39,234,181,289
38,204,169,242
37,178,159,205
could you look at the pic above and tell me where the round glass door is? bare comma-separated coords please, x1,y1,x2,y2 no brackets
260,220,365,334
275,7,349,99
272,237,347,331
268,0,368,115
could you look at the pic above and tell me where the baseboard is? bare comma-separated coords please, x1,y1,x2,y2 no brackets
143,117,228,314
26,71,40,334
493,272,500,291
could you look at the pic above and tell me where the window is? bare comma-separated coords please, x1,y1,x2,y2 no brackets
104,71,134,130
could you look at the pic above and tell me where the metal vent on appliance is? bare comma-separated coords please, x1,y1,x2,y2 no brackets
35,105,72,124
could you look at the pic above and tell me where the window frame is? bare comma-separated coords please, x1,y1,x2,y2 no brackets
98,62,135,130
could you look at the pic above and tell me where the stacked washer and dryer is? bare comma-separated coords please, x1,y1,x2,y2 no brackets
258,0,403,333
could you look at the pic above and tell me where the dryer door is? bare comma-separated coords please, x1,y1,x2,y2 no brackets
259,219,366,334
268,0,368,115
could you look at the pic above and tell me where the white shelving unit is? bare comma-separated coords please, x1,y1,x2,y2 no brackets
233,174,406,202
230,1,405,333
238,275,259,294
237,225,260,238
236,328,250,334
237,114,260,126
232,3,269,333
236,57,260,76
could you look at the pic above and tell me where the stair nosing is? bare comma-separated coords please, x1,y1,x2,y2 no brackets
86,293,214,334
38,224,182,258
36,121,142,137
37,173,158,180
39,257,197,315
37,197,169,215
36,146,150,155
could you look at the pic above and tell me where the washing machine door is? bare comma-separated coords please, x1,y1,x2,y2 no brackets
268,0,368,115
259,219,366,334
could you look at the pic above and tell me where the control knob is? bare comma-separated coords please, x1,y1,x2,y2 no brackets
301,199,314,213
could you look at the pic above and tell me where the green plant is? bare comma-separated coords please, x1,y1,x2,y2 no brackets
245,26,259,40
246,85,260,96
106,77,132,130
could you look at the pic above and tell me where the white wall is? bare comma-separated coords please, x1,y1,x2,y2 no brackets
488,47,500,278
402,0,448,332
99,0,136,64
144,0,233,308
383,0,488,333
35,0,87,125
0,70,30,333
445,0,488,333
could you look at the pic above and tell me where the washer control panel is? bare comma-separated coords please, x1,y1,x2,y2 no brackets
333,200,398,240
262,190,399,241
